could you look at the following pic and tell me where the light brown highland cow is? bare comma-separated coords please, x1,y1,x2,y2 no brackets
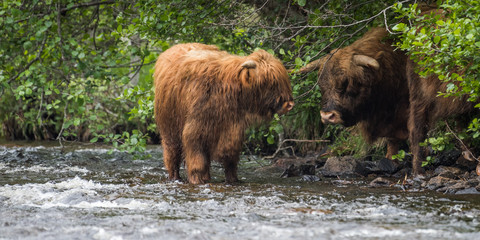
154,43,294,184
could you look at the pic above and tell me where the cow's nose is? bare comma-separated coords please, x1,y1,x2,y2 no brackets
320,111,341,124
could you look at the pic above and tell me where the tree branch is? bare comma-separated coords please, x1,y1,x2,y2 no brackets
60,0,116,15
7,36,48,84
263,138,330,159
444,120,479,163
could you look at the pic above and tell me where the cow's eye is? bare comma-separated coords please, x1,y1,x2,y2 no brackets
335,78,348,93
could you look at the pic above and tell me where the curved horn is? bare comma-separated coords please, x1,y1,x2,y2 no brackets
353,55,380,70
241,60,257,69
295,58,326,74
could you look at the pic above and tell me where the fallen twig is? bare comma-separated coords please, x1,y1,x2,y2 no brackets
263,138,330,159
444,120,479,163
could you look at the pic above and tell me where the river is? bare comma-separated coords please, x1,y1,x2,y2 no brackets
0,142,479,239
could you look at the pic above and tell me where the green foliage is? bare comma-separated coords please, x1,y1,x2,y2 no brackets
419,131,455,167
393,1,480,100
326,126,384,158
0,0,413,157
394,1,480,165
392,150,406,161
420,135,455,153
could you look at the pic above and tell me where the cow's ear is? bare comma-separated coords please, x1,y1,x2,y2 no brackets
353,55,380,70
239,60,257,86
241,60,257,69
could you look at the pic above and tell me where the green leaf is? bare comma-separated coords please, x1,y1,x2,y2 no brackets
453,28,461,36
412,41,423,46
295,57,303,67
266,134,275,145
297,0,306,7
392,23,406,32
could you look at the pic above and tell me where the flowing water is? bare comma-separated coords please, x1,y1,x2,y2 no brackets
1,142,479,240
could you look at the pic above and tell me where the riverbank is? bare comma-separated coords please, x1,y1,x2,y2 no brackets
258,150,480,195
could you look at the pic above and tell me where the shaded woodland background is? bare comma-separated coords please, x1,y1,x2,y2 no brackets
1,0,479,164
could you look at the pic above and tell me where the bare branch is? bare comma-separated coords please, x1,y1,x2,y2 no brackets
60,0,116,15
263,138,330,160
444,121,479,163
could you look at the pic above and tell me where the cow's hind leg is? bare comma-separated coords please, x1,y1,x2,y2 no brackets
408,105,428,176
215,124,243,184
184,148,211,184
385,138,400,160
182,121,211,184
162,139,183,181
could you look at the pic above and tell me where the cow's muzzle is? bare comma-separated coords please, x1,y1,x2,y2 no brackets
320,110,343,124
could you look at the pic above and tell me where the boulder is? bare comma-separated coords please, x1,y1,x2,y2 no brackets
320,156,369,177
424,176,456,190
433,166,463,179
456,152,478,171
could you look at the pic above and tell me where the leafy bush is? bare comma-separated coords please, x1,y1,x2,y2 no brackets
393,1,480,164
3,0,447,158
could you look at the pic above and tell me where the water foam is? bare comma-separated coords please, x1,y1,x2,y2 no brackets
0,176,149,210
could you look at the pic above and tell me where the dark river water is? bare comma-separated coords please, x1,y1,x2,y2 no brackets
1,142,479,240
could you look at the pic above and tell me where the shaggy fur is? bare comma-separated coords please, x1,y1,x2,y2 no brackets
304,28,410,160
406,59,474,174
301,27,475,175
154,43,294,184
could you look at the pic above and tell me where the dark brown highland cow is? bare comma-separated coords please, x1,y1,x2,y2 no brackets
154,43,294,184
406,59,474,175
302,28,474,175
302,28,410,163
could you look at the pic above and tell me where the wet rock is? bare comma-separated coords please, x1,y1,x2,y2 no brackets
376,158,398,173
432,150,461,167
280,164,316,178
255,157,315,177
274,158,312,169
300,175,321,182
332,179,353,185
433,166,463,179
319,156,369,177
300,164,316,175
467,177,480,187
424,176,456,190
256,157,321,178
364,158,399,174
280,164,297,178
254,164,285,176
455,187,480,194
461,171,475,180
392,167,412,179
369,177,393,187
455,152,477,171
437,181,471,193
398,177,424,190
